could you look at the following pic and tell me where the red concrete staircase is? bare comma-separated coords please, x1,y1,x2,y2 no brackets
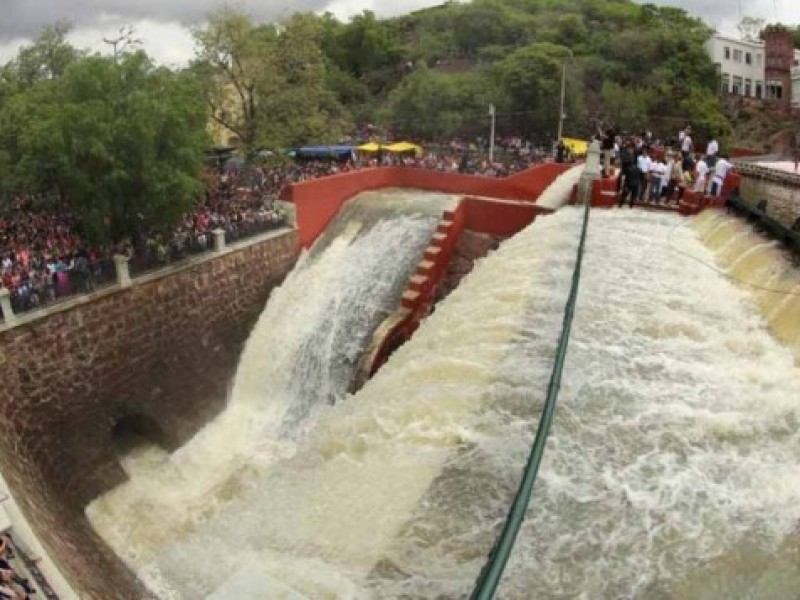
352,207,466,391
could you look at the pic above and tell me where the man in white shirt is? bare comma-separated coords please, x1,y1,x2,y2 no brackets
637,149,651,201
681,126,693,158
660,155,674,201
695,156,710,194
710,155,732,196
706,137,718,157
649,159,665,201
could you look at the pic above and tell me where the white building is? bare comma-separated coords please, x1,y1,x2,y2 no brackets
705,35,766,98
707,34,800,105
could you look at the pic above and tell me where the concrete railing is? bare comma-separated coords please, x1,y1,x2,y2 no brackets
0,226,293,330
736,162,800,187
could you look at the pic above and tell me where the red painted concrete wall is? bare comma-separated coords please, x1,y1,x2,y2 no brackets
730,148,761,158
504,162,574,198
280,168,394,248
281,163,573,248
587,172,742,215
462,197,552,236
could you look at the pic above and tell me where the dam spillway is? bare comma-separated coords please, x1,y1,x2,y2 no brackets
81,181,800,597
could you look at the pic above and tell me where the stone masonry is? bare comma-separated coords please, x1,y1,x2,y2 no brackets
0,229,299,598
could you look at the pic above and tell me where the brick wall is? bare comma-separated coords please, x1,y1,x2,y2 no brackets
0,230,299,598
764,29,794,106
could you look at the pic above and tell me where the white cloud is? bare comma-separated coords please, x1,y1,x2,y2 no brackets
0,0,445,66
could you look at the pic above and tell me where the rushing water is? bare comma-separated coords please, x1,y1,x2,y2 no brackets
86,189,456,575
692,210,800,364
89,176,800,598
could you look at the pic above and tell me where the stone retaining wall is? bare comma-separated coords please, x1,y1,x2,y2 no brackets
739,172,800,229
0,229,299,598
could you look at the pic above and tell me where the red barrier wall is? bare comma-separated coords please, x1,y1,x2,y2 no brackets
730,147,762,158
280,168,394,248
679,171,742,215
281,164,573,247
462,197,552,237
590,177,619,208
504,162,575,199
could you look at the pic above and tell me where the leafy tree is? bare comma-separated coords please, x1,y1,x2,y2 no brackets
257,13,352,147
321,11,403,93
7,21,81,88
492,43,582,137
600,81,654,132
679,85,730,140
193,9,351,150
10,52,208,243
192,8,276,149
385,65,488,140
450,0,534,56
381,0,723,141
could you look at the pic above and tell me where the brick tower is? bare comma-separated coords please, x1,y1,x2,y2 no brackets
762,26,793,106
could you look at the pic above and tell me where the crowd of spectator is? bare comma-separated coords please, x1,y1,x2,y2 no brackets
0,534,36,599
1,142,550,319
0,197,113,315
0,169,287,317
595,124,734,208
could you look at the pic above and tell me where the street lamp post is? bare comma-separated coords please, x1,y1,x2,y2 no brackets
489,103,496,163
556,50,574,142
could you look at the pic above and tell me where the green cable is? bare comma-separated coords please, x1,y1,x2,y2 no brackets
470,196,591,600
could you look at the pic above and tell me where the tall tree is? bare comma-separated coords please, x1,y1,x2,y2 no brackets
9,21,81,88
493,43,581,138
257,13,352,147
192,8,276,149
10,52,208,243
193,9,350,150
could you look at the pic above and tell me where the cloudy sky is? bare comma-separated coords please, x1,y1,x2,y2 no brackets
0,0,797,66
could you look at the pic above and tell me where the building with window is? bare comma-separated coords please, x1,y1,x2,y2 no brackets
706,35,765,98
706,30,799,106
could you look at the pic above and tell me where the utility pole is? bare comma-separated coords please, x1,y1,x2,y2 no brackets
556,61,567,142
103,25,142,64
556,50,574,143
489,103,496,163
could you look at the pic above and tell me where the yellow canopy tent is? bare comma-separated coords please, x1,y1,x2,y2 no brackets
562,137,588,156
384,142,424,156
357,142,383,152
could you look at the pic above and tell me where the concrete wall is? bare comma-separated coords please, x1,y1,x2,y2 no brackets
0,230,299,598
281,164,573,247
740,175,800,228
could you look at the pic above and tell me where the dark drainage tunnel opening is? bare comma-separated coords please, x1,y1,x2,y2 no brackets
112,414,177,476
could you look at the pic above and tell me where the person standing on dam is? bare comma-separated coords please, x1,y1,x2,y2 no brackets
618,140,640,208
710,154,733,196
694,155,709,194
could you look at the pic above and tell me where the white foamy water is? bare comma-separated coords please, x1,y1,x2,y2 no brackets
536,165,584,209
492,210,800,599
91,173,800,599
86,189,456,575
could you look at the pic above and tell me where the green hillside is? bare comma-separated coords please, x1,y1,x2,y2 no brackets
319,0,727,142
